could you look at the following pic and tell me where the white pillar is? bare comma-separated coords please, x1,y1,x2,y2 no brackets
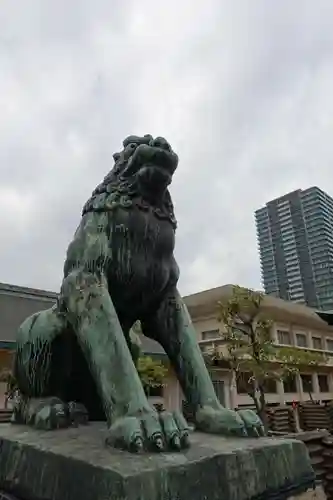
294,407,302,432
328,373,333,393
296,374,304,401
305,330,311,348
312,373,320,401
229,371,238,409
289,324,296,346
271,324,278,343
276,380,285,405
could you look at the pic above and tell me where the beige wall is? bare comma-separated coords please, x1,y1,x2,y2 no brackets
162,369,183,411
161,312,333,411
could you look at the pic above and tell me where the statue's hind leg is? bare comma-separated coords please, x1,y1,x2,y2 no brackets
13,306,88,430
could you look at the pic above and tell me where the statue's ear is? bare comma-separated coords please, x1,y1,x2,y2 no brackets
113,152,121,162
123,135,153,148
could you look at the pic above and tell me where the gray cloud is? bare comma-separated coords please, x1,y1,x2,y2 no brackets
1,0,333,296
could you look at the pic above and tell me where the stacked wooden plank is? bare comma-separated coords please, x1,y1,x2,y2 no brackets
299,403,331,432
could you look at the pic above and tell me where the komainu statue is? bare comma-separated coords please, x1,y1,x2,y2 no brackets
12,135,264,452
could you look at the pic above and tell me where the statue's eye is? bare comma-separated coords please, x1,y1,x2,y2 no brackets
151,137,171,151
123,143,137,160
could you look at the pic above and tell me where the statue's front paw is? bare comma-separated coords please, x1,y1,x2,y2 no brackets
106,409,190,453
194,406,265,438
12,397,89,431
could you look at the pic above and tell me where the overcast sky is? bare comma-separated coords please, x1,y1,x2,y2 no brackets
1,1,333,296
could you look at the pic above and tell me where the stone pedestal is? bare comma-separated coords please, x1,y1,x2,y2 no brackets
0,423,317,500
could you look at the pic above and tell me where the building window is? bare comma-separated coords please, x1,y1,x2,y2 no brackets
326,339,333,351
263,378,277,393
277,330,292,345
212,380,225,405
301,374,313,393
312,337,322,350
236,373,278,394
318,375,329,393
201,330,220,341
147,385,163,397
283,375,297,393
296,334,307,348
236,372,252,394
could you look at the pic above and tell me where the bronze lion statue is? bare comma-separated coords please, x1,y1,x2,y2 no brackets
12,134,263,452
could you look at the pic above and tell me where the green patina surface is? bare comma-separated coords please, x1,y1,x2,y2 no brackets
11,135,264,453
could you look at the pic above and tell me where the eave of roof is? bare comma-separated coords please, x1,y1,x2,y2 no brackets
315,311,333,326
184,284,333,331
0,282,58,300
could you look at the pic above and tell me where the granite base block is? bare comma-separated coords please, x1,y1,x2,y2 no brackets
0,423,316,500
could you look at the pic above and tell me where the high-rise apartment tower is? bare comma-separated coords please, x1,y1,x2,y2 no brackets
255,187,333,311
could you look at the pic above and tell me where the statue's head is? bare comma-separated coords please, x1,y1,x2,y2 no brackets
112,135,178,200
82,134,178,228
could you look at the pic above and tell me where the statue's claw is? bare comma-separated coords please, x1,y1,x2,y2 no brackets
132,436,144,453
106,409,191,453
241,427,248,437
180,430,191,449
237,409,266,438
152,434,164,452
170,434,181,451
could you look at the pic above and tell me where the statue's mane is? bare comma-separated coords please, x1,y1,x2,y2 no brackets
82,155,177,229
